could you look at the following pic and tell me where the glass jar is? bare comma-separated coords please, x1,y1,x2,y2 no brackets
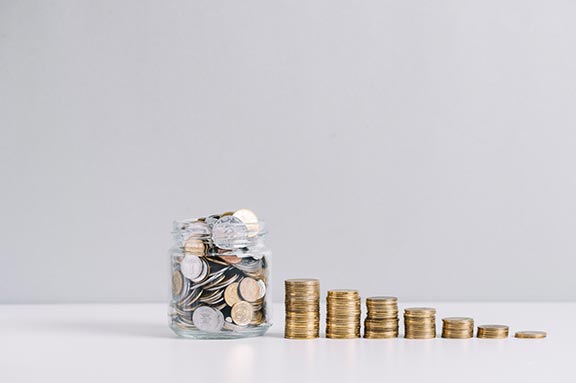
168,210,272,339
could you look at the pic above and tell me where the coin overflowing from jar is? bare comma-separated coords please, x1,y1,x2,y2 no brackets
284,279,320,339
441,317,474,339
326,290,361,339
169,209,272,339
404,307,437,339
477,324,509,339
364,296,399,339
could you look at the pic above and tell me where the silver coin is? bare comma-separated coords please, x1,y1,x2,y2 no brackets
180,255,205,282
205,215,220,228
184,220,210,238
212,215,248,250
257,279,267,299
192,306,225,332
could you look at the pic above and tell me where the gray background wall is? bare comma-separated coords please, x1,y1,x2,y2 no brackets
1,0,575,303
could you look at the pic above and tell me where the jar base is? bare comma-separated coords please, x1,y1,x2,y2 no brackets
170,323,272,339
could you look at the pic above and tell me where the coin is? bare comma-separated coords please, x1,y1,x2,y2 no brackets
219,255,242,264
233,208,260,236
364,295,399,338
182,220,210,237
404,307,436,339
326,289,361,339
180,255,207,282
477,324,509,339
192,306,225,332
239,277,260,302
184,237,207,256
224,282,241,306
231,301,253,326
212,215,249,249
515,331,547,339
441,317,474,339
257,279,267,299
285,278,320,339
172,270,184,296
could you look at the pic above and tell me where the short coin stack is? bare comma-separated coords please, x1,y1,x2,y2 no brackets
404,307,436,339
515,331,547,339
477,324,509,339
441,317,474,339
364,296,399,338
326,290,361,339
284,279,320,339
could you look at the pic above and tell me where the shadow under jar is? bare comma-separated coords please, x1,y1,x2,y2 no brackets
169,210,272,339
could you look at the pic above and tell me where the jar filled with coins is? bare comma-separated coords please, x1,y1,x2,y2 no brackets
169,209,272,339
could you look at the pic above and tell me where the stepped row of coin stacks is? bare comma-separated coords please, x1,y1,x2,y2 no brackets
284,279,320,339
283,281,546,340
364,297,399,338
326,290,361,339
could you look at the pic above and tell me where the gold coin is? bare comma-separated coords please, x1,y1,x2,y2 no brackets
224,282,241,306
233,209,260,236
239,277,260,302
327,289,359,295
285,278,320,285
515,331,547,339
183,238,206,256
172,270,183,296
219,255,242,264
442,317,474,323
231,301,253,326
404,307,436,315
366,296,398,303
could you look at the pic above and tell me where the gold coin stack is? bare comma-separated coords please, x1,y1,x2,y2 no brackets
326,290,361,339
364,296,399,339
477,324,509,339
284,279,320,339
515,331,546,339
404,307,436,339
441,317,474,339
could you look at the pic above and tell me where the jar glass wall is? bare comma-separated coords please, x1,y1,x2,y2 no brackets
169,210,272,339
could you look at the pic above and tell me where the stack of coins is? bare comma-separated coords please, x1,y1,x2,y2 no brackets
284,279,320,339
441,317,474,339
515,331,547,339
477,324,509,339
326,290,361,339
364,296,399,338
404,307,436,339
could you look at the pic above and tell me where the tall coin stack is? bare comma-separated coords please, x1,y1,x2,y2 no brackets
364,296,399,339
477,324,509,339
326,290,361,339
404,307,437,339
441,317,474,339
284,279,320,339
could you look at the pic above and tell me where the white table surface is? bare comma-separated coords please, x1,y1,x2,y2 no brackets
0,302,573,382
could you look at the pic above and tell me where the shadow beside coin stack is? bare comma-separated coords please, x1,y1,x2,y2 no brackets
284,279,320,339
